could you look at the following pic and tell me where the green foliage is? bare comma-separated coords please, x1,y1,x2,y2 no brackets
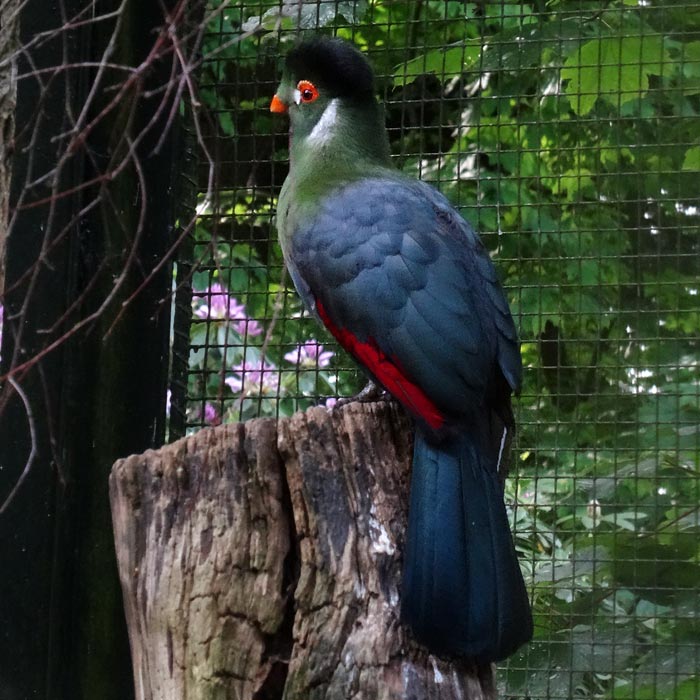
561,34,671,116
187,195,362,425
193,2,700,697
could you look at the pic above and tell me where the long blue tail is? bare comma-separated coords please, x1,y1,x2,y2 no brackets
401,426,532,661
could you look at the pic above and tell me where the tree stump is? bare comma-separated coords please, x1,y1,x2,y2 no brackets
110,401,496,700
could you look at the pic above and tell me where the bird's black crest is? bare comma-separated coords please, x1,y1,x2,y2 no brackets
285,36,375,101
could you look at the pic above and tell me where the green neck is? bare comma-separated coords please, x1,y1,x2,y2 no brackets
288,99,393,198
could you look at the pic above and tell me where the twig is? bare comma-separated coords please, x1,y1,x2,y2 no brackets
0,377,38,516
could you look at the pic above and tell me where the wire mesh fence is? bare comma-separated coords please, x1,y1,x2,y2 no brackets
180,2,700,698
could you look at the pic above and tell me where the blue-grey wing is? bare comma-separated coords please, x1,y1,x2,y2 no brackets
286,176,521,419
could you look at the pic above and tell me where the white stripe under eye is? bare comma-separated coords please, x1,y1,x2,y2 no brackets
306,99,339,147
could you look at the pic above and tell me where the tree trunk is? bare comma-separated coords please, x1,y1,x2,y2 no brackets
110,401,496,700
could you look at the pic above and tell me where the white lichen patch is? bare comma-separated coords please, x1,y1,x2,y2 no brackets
368,505,395,555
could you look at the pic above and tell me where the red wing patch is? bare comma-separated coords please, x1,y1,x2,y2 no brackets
316,299,445,431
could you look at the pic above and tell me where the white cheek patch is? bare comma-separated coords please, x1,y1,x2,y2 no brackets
306,98,339,147
293,88,301,105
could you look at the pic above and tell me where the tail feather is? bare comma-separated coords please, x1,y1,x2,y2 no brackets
401,426,532,662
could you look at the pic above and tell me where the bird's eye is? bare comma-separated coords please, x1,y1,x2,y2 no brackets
297,80,319,104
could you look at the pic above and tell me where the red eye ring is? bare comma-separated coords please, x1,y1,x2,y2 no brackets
297,80,319,103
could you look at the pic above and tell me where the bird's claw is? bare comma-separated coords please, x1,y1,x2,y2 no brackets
327,380,391,410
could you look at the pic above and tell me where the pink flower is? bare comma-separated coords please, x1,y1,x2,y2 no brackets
225,359,280,395
204,402,220,425
231,316,263,338
284,340,334,368
193,283,262,337
193,283,243,319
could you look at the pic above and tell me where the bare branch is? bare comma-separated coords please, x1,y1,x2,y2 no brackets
0,376,38,516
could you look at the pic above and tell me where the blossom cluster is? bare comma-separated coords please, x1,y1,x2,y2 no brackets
225,359,280,395
284,340,334,368
193,283,263,337
190,282,336,426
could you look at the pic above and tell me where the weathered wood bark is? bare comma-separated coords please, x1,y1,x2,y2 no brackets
110,402,496,700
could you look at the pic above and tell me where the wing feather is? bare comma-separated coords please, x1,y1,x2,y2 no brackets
288,176,521,421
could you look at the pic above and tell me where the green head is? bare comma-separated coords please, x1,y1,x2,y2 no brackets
271,37,391,171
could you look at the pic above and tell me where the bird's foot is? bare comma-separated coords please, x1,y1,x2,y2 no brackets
328,380,391,410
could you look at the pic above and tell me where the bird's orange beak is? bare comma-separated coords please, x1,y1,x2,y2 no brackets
270,94,288,114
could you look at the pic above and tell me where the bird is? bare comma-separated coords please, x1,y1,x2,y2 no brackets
270,36,532,662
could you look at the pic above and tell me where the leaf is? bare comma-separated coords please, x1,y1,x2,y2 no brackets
632,644,700,692
682,145,700,171
218,111,235,137
562,34,671,115
477,21,586,73
297,0,367,28
569,624,636,675
681,41,700,78
243,1,367,34
550,168,594,199
392,41,481,87
333,0,368,23
612,677,700,700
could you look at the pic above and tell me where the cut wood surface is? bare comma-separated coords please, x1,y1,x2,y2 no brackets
110,401,496,700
